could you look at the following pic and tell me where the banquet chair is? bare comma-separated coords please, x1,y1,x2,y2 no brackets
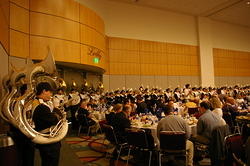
232,153,247,166
224,133,245,166
159,131,187,166
125,128,156,166
223,112,241,134
209,124,231,166
77,114,96,136
102,124,127,165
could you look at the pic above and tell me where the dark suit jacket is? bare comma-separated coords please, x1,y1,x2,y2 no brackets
33,104,59,132
112,112,131,143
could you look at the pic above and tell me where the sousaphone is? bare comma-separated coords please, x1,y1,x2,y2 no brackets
0,49,68,144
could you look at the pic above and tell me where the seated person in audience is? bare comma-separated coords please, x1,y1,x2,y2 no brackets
192,101,224,145
157,105,194,166
112,105,132,143
222,97,239,124
76,99,99,134
106,104,123,125
136,96,148,114
209,96,226,125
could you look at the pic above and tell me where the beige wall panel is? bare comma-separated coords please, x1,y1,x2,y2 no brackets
103,74,110,91
179,76,192,88
10,30,29,58
30,0,79,21
10,3,29,33
0,0,9,52
190,76,200,87
10,0,29,9
30,12,80,42
140,76,155,88
108,37,139,50
155,76,168,89
125,75,141,89
109,75,125,90
30,36,80,63
168,76,180,88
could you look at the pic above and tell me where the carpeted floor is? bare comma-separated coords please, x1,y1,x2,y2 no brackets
65,134,111,166
64,131,211,166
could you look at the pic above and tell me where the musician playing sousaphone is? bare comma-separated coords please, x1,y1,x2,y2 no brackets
32,82,62,166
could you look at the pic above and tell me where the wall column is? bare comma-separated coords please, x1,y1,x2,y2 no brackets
198,17,215,87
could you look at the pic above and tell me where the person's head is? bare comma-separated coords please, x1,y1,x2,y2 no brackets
162,105,174,116
168,100,175,108
122,105,132,117
209,96,222,109
113,104,123,113
199,101,211,114
36,82,53,101
79,98,88,109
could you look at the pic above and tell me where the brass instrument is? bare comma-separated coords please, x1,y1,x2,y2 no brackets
0,49,68,144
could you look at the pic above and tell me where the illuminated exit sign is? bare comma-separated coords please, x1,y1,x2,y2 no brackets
93,57,99,64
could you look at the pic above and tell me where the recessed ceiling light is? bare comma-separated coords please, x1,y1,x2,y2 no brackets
246,1,250,5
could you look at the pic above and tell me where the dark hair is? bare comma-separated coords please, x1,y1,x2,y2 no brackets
36,82,53,95
200,101,211,110
162,105,174,115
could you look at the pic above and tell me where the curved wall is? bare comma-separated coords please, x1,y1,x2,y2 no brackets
9,0,107,71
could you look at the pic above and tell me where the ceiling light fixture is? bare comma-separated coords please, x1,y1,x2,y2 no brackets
246,1,250,5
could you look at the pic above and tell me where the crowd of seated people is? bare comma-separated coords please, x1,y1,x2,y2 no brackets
49,84,250,165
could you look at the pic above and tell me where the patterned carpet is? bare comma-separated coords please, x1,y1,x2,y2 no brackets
65,134,109,166
65,134,134,166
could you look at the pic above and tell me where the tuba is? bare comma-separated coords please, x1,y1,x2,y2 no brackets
0,49,68,144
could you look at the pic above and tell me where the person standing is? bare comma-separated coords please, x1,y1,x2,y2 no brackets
32,82,61,166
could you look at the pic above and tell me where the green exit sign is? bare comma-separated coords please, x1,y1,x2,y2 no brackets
93,57,99,64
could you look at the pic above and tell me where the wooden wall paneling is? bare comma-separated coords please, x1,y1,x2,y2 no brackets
10,0,29,9
190,66,200,76
10,30,29,58
126,50,139,63
30,12,80,42
180,65,190,76
190,55,199,66
30,0,79,21
30,36,80,63
10,3,29,33
0,0,9,52
167,54,177,65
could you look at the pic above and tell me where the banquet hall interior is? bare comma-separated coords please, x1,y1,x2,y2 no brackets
0,0,250,166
